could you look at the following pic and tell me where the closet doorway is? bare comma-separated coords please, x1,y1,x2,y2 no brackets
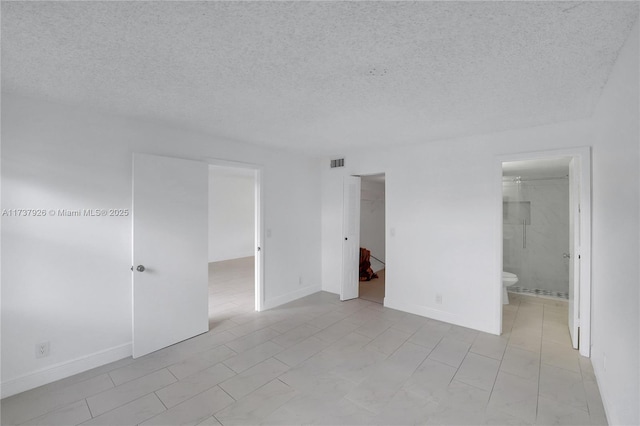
358,174,386,304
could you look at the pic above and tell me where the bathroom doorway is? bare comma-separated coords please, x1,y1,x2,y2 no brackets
498,148,591,356
502,158,571,301
358,174,386,304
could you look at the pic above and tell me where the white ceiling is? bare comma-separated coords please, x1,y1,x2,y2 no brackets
2,1,637,156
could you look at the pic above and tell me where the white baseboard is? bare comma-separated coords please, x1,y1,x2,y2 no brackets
384,297,498,335
263,285,320,310
591,361,614,426
1,343,132,398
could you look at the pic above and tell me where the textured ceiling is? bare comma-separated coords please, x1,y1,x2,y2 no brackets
2,1,638,156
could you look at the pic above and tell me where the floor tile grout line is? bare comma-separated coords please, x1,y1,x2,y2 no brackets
108,364,173,388
216,384,237,405
83,398,95,419
96,363,226,419
166,367,179,382
106,372,117,388
579,362,595,417
491,298,517,412
11,376,116,425
213,414,224,426
84,392,161,422
154,390,169,411
495,298,540,423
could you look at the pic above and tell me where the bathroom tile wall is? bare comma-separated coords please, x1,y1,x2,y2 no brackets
503,179,570,294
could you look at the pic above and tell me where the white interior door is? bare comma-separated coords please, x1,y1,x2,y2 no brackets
132,153,209,358
568,157,580,349
341,176,361,301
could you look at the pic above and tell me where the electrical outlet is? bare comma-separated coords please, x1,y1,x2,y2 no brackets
299,276,303,286
436,294,443,304
35,341,50,358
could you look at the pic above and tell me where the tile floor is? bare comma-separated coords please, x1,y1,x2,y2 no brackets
1,258,607,425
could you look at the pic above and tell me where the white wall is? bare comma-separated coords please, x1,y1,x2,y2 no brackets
321,21,638,425
359,178,385,266
588,20,639,426
0,95,321,397
208,167,255,263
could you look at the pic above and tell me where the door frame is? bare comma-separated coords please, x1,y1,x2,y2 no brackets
496,147,592,357
206,158,264,312
358,173,387,301
340,171,388,303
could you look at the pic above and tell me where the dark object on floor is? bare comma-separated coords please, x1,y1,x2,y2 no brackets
359,247,379,281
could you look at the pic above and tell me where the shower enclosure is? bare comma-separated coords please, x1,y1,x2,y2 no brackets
502,175,570,299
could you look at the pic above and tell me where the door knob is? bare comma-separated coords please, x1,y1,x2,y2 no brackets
136,265,145,272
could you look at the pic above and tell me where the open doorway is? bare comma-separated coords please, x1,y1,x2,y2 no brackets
498,148,591,357
131,154,262,358
358,174,386,304
502,158,571,302
207,165,259,329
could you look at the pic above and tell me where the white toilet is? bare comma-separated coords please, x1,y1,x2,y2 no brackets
502,272,519,304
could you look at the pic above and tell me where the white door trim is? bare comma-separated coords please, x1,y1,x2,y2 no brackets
496,147,591,357
205,157,264,312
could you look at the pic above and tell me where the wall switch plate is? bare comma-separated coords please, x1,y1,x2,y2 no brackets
36,341,50,358
436,294,443,304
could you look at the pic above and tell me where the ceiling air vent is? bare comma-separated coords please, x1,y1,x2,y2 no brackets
330,158,345,168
